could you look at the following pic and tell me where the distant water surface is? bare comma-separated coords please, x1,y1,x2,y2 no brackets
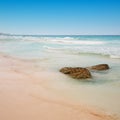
0,35,120,59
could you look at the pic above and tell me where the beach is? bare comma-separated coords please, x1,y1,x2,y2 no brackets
0,35,120,120
0,0,120,119
0,53,117,120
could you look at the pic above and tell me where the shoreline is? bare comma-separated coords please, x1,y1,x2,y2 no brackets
0,53,118,120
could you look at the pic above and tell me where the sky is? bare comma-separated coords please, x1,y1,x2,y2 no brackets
0,0,120,35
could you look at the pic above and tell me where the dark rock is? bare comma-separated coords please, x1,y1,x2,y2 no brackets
60,67,73,74
60,67,92,79
87,64,109,71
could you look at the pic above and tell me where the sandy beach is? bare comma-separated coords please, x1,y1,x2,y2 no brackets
0,53,118,120
0,0,120,119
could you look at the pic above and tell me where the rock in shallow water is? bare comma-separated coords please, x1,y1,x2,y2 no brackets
60,67,92,79
87,64,109,71
60,64,110,79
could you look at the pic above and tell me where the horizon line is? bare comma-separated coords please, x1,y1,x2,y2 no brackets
0,33,120,36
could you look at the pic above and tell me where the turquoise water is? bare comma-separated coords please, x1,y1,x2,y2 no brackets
0,35,120,59
0,34,120,85
0,35,120,115
0,34,120,74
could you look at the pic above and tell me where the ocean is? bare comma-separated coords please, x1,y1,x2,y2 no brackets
0,35,120,116
0,35,120,59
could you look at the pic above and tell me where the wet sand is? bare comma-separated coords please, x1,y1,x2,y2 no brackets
0,54,117,120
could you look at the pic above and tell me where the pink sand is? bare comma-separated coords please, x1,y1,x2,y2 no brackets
0,53,116,120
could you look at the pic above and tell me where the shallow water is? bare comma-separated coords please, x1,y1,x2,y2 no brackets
0,35,120,116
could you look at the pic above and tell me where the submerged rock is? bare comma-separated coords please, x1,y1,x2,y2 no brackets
87,64,109,71
60,67,92,79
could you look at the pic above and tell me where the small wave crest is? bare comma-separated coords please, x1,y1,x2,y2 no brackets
43,45,120,59
110,55,120,59
0,35,105,45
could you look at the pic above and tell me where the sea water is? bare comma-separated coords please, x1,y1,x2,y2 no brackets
0,35,120,116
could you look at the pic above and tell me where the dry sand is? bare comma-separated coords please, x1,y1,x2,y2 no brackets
0,53,117,120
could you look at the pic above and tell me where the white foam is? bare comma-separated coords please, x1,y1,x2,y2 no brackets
0,35,120,59
110,55,120,59
0,35,106,45
43,45,59,50
57,40,105,45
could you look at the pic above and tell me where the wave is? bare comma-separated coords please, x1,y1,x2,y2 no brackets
0,35,120,59
0,35,106,45
43,45,120,59
110,55,120,59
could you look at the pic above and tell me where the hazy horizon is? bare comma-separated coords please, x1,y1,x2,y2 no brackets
0,32,120,36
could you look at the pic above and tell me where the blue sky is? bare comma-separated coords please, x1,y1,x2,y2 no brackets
0,0,120,35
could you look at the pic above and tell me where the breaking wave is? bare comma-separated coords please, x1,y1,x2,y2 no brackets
0,34,120,59
0,35,105,45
